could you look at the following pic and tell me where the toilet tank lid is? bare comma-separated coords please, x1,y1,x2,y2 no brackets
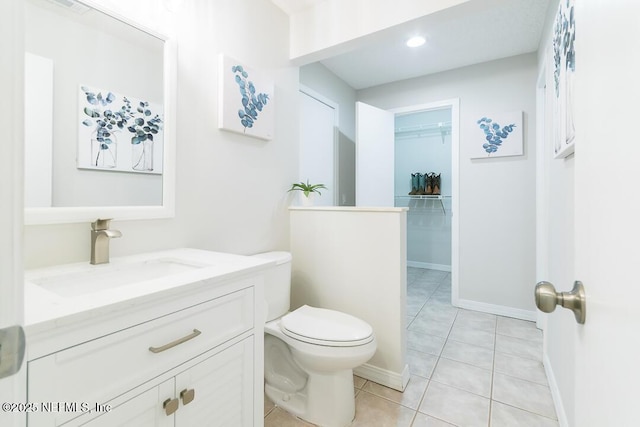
281,305,373,343
252,251,292,265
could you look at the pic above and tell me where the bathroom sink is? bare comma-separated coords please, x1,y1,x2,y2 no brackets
29,257,208,297
24,248,275,331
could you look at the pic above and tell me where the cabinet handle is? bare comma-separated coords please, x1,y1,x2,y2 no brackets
180,388,195,405
163,398,179,416
149,329,202,354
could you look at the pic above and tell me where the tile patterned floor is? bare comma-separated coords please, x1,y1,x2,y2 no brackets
264,267,559,427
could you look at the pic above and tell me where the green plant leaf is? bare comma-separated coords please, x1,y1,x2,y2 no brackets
287,179,327,195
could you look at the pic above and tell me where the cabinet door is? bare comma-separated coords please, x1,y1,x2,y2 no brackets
78,380,174,427
174,336,254,427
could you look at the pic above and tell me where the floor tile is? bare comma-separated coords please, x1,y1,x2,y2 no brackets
363,375,428,410
415,304,458,324
264,407,315,427
408,285,436,299
408,316,453,338
408,298,428,317
494,352,548,385
264,394,275,417
408,330,446,356
352,391,416,427
497,317,542,342
441,339,494,370
407,316,416,329
419,381,490,427
354,375,367,389
407,349,439,378
491,401,559,427
454,310,497,333
431,357,492,397
495,334,542,362
420,270,449,281
430,289,451,299
411,412,456,426
448,323,495,349
412,276,445,287
492,373,557,420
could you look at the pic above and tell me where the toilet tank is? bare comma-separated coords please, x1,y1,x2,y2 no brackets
252,251,292,322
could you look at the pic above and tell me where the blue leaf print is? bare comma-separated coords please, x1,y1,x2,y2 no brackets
232,64,270,132
477,117,516,155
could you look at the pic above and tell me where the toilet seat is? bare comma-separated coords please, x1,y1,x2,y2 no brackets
281,305,374,347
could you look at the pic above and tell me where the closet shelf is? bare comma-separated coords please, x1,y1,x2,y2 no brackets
395,195,450,199
394,121,452,141
395,195,450,215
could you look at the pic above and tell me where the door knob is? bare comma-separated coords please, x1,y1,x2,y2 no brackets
535,280,586,324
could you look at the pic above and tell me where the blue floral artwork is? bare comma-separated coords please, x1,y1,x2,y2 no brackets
232,65,270,131
219,54,274,140
78,84,164,174
471,112,523,159
551,0,576,158
477,117,516,155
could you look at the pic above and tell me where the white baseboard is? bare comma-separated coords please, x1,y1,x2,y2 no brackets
543,351,569,427
407,261,451,272
354,363,410,392
454,298,537,321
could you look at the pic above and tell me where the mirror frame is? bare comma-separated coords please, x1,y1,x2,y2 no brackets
24,0,176,225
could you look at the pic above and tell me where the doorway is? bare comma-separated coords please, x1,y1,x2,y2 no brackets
355,98,460,303
394,107,452,272
299,86,339,206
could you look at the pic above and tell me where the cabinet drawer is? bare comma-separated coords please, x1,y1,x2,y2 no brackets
28,287,254,426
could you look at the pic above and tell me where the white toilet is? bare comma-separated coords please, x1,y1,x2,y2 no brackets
254,252,377,427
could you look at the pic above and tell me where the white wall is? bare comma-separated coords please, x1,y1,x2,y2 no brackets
23,0,300,268
289,207,408,391
358,53,538,316
300,63,357,205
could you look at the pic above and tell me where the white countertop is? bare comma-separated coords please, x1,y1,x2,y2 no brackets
24,248,273,332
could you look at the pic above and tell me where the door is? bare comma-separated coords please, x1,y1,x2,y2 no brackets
299,88,337,206
175,337,254,426
355,102,395,206
79,380,174,427
0,1,26,426
571,1,640,425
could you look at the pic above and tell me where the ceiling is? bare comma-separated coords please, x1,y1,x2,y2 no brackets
272,0,552,90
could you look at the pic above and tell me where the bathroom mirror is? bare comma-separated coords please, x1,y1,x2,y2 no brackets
23,0,176,224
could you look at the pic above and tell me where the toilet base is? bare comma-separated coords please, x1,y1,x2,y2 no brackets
266,369,355,427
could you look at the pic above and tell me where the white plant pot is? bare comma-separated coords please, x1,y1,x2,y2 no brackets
300,192,315,206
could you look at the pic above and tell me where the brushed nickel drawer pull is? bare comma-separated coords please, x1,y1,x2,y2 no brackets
149,329,202,354
163,397,179,416
180,388,195,405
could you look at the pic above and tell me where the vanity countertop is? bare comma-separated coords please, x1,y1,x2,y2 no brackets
24,248,272,354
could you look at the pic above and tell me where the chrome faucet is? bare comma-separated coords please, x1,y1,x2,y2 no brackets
90,219,122,265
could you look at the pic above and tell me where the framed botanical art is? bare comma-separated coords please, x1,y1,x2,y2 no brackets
471,111,523,159
552,0,576,159
218,54,274,140
78,85,164,174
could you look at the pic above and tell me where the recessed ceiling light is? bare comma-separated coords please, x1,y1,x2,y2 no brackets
406,36,426,48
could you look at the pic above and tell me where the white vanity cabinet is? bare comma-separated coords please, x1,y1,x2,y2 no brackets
25,253,267,427
75,336,254,427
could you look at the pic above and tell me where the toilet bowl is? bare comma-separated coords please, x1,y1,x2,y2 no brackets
253,252,377,427
264,306,377,427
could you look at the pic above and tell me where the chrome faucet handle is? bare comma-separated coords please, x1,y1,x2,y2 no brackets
91,218,113,231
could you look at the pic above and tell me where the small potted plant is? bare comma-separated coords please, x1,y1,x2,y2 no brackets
288,180,327,206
